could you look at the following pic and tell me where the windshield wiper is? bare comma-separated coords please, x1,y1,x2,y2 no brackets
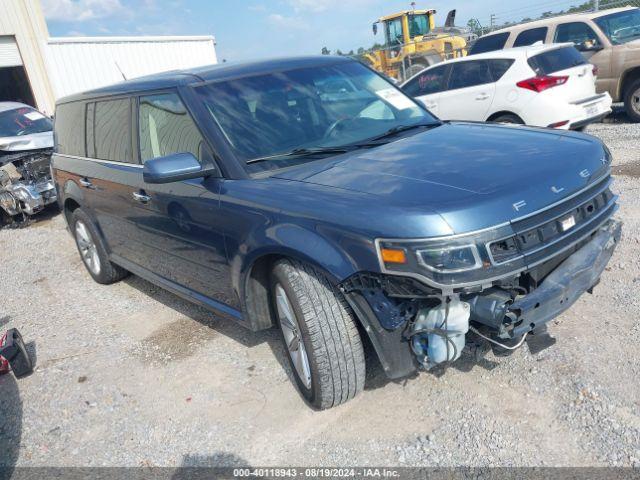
246,146,355,165
368,122,439,142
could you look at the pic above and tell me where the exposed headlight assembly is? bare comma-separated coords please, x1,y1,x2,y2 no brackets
376,224,526,289
416,245,481,272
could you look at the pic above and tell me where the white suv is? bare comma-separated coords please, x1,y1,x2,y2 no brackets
400,43,612,130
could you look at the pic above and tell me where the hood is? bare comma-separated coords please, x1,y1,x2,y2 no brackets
274,122,609,233
0,131,53,153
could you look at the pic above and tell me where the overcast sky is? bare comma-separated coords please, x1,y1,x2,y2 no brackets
42,0,585,61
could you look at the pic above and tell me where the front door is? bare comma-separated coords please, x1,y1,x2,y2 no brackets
553,21,613,94
401,64,449,116
132,91,237,309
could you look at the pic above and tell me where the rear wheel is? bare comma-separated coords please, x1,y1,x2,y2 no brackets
623,78,640,123
71,208,128,284
270,259,365,410
491,113,524,125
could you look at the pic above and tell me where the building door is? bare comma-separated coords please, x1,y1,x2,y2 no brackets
0,36,36,107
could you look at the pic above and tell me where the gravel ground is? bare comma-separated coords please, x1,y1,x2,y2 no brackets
1,111,639,469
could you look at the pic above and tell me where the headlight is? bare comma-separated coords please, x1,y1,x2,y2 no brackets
376,225,527,288
416,245,481,272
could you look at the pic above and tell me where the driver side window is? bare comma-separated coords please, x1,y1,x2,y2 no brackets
138,92,208,164
554,22,601,49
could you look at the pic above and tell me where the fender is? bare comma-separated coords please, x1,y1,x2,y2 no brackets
235,223,364,292
231,223,374,331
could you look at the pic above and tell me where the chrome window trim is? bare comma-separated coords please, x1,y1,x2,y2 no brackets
55,153,143,169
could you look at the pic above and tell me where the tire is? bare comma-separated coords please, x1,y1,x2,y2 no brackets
406,61,429,79
623,78,640,123
270,259,365,410
491,114,524,125
71,208,128,284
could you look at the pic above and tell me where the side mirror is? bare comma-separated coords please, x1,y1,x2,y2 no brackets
143,152,214,184
373,23,378,35
577,40,603,52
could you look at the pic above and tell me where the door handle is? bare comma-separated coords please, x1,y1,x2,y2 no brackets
132,191,151,203
475,93,490,100
78,177,95,189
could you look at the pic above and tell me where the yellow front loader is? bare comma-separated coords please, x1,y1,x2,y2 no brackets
364,8,467,81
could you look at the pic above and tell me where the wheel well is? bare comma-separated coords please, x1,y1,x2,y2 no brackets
244,254,282,331
63,198,81,225
622,67,640,97
487,111,523,123
243,253,348,331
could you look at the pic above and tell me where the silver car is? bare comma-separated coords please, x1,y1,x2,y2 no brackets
0,102,57,226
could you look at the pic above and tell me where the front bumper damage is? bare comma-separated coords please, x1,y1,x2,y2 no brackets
341,218,622,379
502,219,621,338
0,149,56,220
0,180,57,216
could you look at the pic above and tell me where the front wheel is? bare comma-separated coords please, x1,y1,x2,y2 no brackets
270,259,365,410
623,78,640,123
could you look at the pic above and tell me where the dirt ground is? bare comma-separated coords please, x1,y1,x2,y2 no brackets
1,115,639,469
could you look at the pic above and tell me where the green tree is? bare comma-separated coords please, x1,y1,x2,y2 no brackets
321,46,331,55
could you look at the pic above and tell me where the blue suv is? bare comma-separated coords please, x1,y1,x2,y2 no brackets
52,56,621,409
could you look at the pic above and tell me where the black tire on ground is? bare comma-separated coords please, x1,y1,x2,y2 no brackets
270,259,366,410
71,208,128,284
491,114,524,125
406,62,428,79
623,78,640,123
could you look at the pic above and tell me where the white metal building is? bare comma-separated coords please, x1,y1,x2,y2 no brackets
0,0,217,115
46,36,218,99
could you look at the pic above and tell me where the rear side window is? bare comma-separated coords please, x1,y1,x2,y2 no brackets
554,22,601,47
469,32,510,54
448,60,493,90
138,93,207,163
87,98,133,163
488,59,515,81
528,46,587,75
54,102,85,156
402,65,448,97
513,27,548,47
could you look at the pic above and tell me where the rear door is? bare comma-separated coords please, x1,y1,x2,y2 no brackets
400,64,449,115
82,97,143,263
437,60,496,121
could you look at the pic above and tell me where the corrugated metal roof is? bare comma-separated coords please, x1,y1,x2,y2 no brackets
45,36,217,99
48,35,215,44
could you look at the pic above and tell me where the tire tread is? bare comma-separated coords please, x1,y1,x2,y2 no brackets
274,259,365,409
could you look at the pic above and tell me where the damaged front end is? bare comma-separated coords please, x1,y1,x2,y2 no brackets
0,149,57,224
340,177,622,378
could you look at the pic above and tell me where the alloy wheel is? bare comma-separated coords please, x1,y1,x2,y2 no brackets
632,86,640,116
75,220,101,275
275,283,312,388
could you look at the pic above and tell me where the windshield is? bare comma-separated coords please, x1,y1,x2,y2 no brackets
194,61,436,173
595,9,640,45
0,107,52,137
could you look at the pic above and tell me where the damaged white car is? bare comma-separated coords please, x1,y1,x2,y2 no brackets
0,102,56,227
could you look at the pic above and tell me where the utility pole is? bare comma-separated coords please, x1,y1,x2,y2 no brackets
593,0,599,11
490,14,496,30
